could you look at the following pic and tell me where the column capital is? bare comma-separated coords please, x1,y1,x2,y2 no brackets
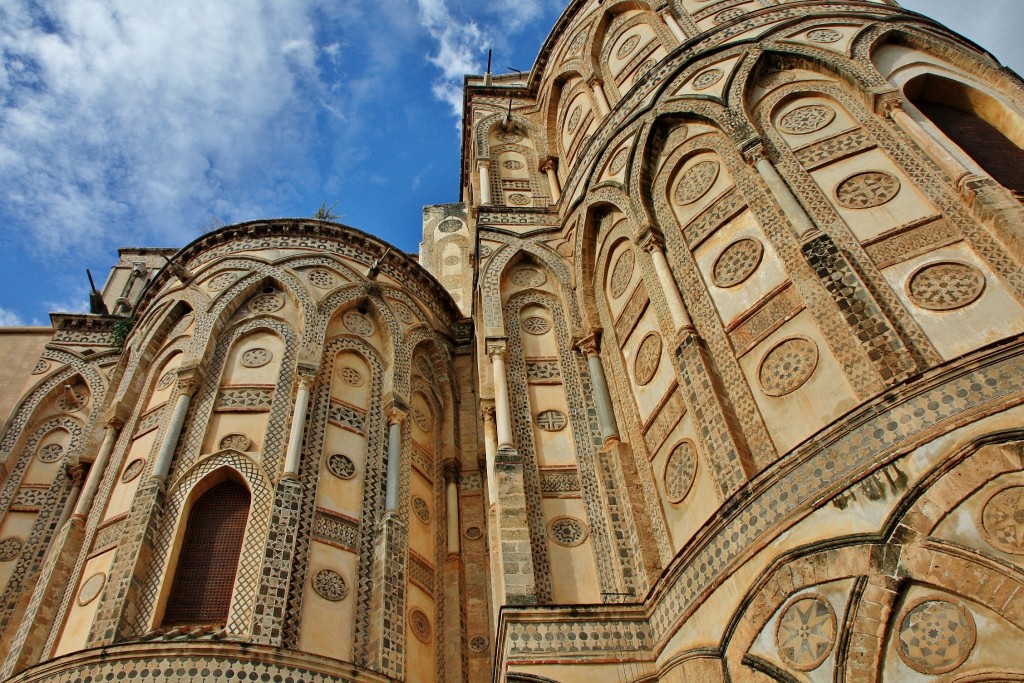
443,459,461,483
541,157,558,173
877,95,904,118
587,76,604,89
870,86,902,116
575,330,602,357
66,463,87,487
296,366,318,387
634,223,666,253
481,400,496,421
105,416,125,431
174,367,204,398
740,139,770,166
387,406,409,426
486,339,507,361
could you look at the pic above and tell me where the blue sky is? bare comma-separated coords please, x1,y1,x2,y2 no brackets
0,0,1019,326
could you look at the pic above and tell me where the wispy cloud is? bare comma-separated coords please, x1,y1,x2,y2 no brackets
0,308,25,327
415,0,486,118
0,0,332,257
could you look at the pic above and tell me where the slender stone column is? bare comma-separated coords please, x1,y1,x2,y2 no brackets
542,158,562,203
444,460,461,555
152,370,201,481
482,404,498,502
661,10,686,42
71,418,122,524
881,98,974,187
636,225,693,330
487,341,513,448
746,146,818,239
588,78,611,116
283,371,314,480
577,333,620,446
478,160,492,205
55,465,86,531
384,407,407,511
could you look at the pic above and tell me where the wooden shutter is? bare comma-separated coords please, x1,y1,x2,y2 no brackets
164,481,250,625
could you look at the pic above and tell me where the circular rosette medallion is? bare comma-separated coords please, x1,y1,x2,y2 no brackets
980,485,1024,554
775,594,837,671
897,598,976,674
908,261,985,311
758,337,818,396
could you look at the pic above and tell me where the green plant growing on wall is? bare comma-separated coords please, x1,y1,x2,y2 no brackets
109,316,135,348
312,199,342,221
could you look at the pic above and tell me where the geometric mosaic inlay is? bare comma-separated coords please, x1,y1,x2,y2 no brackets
535,410,568,432
410,608,433,643
675,160,720,205
664,441,698,504
327,454,357,480
312,569,349,602
634,332,662,386
908,262,985,311
759,337,818,396
712,238,764,288
548,516,589,547
0,537,23,562
897,598,976,675
610,248,635,298
835,171,901,209
980,485,1024,555
779,104,836,135
775,594,837,671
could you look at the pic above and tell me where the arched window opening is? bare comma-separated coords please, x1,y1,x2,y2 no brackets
163,481,250,625
906,74,1024,195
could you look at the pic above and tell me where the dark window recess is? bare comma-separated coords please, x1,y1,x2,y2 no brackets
915,99,1024,195
163,481,250,625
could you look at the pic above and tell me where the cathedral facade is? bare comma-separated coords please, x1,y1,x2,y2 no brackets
0,0,1022,681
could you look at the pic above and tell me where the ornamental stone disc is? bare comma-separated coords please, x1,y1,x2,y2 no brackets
438,218,463,233
980,485,1024,554
835,171,901,209
616,34,640,59
675,160,720,205
664,441,697,504
313,569,349,601
157,372,176,390
37,443,64,464
634,332,663,386
121,458,145,483
610,249,635,298
567,107,582,133
465,526,483,540
536,410,567,432
413,496,431,523
240,348,273,368
56,391,86,413
410,608,433,643
779,104,836,135
775,594,837,671
548,516,589,547
248,293,284,314
502,159,524,170
693,68,724,90
470,636,488,653
908,262,985,311
759,337,818,396
327,454,356,480
307,269,336,289
337,366,364,387
522,316,551,335
77,572,106,606
31,360,49,375
511,267,546,287
897,598,976,674
713,238,764,288
0,538,23,562
807,28,843,43
609,148,629,175
508,193,530,206
219,433,251,451
413,406,432,432
343,311,374,336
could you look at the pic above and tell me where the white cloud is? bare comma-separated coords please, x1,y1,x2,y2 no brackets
0,0,333,257
415,0,487,117
0,307,25,327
